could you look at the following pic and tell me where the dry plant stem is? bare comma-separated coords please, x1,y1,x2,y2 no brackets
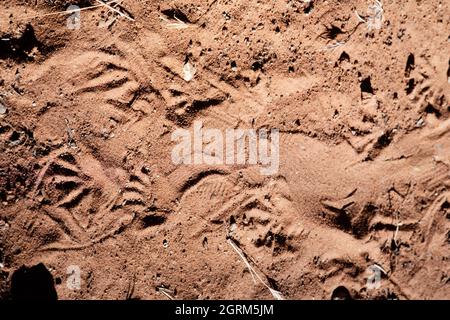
15,0,121,21
160,16,189,29
355,10,366,23
157,287,175,300
227,238,284,300
95,0,135,21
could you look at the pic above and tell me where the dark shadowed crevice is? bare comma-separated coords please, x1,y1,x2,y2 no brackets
0,25,54,62
360,76,374,95
10,263,58,300
331,286,352,300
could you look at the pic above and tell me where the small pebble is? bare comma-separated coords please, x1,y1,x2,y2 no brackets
183,62,195,82
0,101,7,114
416,118,424,127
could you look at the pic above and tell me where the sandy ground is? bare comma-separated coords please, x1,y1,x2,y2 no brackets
0,0,449,300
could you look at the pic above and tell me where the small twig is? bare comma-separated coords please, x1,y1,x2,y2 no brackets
95,0,135,21
355,10,366,23
227,238,284,300
15,0,120,21
228,238,257,284
372,263,388,275
160,15,190,29
323,40,346,50
157,287,175,300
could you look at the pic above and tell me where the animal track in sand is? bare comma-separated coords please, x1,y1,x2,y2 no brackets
2,2,449,298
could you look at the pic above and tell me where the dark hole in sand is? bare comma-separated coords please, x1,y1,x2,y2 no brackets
0,25,51,62
424,104,442,118
141,214,166,228
10,263,57,300
405,78,415,95
405,53,415,77
360,77,374,95
321,25,344,40
331,286,352,300
339,51,350,63
161,8,190,23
